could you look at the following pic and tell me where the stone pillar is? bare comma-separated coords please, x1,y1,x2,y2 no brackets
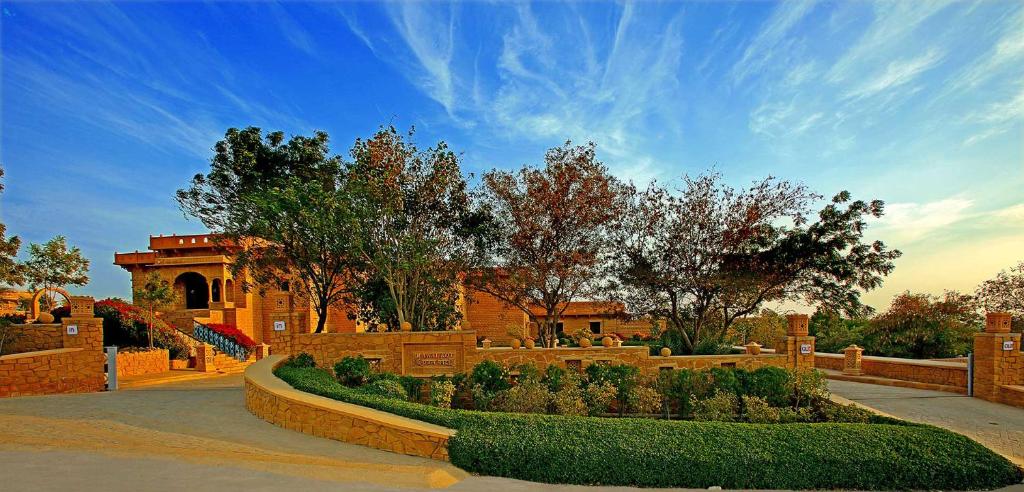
972,313,1022,403
62,297,103,352
196,343,216,372
255,344,270,360
843,344,863,375
777,314,815,370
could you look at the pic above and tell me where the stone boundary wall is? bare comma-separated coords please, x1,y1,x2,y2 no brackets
116,349,169,378
815,352,968,388
0,347,105,397
244,356,453,460
290,330,790,377
1,323,63,355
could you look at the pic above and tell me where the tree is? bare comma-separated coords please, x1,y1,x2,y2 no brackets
134,272,177,348
808,308,869,353
23,235,90,310
729,308,787,346
861,291,980,359
345,126,485,330
975,261,1024,332
0,167,24,288
472,141,628,347
615,173,900,354
177,127,360,333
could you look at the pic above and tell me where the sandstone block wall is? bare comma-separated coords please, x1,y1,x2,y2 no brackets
245,357,452,460
116,349,169,378
1,324,63,355
815,353,968,388
0,310,106,398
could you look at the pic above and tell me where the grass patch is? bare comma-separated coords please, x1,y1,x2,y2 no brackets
275,364,1022,490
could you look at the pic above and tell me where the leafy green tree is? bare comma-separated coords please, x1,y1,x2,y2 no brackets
133,272,177,348
0,167,24,288
730,308,788,346
975,261,1024,332
861,291,980,359
177,127,361,333
808,308,869,353
615,173,900,354
345,126,486,330
23,235,90,310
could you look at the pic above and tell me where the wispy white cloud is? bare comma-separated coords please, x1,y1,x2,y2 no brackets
945,8,1024,93
874,197,975,243
731,0,816,86
842,49,945,101
383,3,458,117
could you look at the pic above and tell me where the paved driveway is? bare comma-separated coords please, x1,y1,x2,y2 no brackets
829,379,1024,466
1,374,1021,491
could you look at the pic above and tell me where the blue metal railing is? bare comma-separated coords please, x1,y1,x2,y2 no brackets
193,321,250,361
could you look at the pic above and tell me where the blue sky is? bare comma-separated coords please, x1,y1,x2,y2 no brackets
1,1,1022,309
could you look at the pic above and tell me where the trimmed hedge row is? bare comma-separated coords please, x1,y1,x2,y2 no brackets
274,364,1023,490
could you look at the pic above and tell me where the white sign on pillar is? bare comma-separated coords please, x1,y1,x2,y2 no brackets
66,324,79,335
274,320,286,331
799,343,812,355
1003,340,1015,351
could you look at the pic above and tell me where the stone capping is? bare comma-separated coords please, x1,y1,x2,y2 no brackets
814,352,968,370
245,355,455,458
0,347,83,361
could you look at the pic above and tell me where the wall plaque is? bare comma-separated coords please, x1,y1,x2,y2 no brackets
66,324,79,335
1003,340,1016,351
402,343,464,376
799,343,812,355
273,320,286,331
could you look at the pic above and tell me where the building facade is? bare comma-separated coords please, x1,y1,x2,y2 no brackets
115,233,654,345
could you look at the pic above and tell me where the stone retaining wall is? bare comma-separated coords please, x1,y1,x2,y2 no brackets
244,356,452,460
291,330,791,378
1,324,63,355
116,349,169,378
0,347,105,397
815,352,968,388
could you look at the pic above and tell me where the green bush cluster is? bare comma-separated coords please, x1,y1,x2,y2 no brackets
273,360,1022,490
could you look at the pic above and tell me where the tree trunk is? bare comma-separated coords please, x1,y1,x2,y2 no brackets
315,304,328,333
148,307,154,348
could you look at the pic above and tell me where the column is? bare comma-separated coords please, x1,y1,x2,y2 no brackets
843,345,863,375
972,313,1022,403
777,314,815,370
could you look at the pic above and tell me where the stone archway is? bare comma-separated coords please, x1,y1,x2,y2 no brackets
174,272,209,310
29,287,72,321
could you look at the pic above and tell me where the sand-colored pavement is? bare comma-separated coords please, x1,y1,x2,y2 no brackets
829,379,1024,466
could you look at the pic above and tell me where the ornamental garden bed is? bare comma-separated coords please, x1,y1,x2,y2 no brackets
274,354,1022,490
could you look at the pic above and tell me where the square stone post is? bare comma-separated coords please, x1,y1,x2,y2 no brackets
196,343,216,372
842,344,863,375
777,314,815,370
255,344,271,360
972,313,1022,403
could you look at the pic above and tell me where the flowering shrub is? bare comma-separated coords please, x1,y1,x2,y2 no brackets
205,323,257,350
95,298,191,360
429,379,456,409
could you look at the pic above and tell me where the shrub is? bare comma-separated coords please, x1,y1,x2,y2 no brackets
820,402,873,424
399,375,424,402
709,367,741,396
788,368,828,408
430,379,456,409
283,352,316,368
469,360,510,409
586,363,639,415
551,383,587,416
741,366,790,407
692,392,738,422
664,369,713,416
494,379,550,414
274,365,1023,491
628,385,662,415
541,364,567,392
741,395,780,423
334,356,372,387
359,378,408,400
583,381,616,416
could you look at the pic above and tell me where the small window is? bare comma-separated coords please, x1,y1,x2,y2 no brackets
279,281,290,292
556,322,564,335
589,321,602,334
566,360,582,372
211,279,222,302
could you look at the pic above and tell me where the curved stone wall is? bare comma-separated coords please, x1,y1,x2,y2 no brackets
244,355,454,460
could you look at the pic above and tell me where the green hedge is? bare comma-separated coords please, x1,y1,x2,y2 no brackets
274,364,1022,490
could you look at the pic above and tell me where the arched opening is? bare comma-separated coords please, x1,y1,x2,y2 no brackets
224,279,234,302
211,278,222,303
174,272,209,309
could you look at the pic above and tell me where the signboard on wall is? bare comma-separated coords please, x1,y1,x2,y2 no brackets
799,343,812,355
66,324,78,335
1003,340,1016,351
402,343,465,376
273,321,286,331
